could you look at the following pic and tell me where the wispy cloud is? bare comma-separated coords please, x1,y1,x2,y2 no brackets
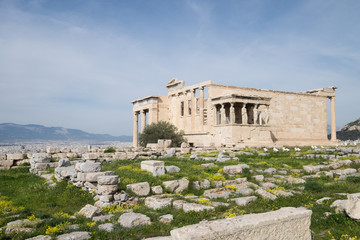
0,0,359,135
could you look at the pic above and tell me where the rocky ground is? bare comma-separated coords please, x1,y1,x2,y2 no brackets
1,142,360,239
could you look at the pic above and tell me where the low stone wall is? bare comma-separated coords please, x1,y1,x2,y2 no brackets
169,207,312,240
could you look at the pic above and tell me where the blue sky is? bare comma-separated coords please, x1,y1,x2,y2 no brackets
0,0,359,136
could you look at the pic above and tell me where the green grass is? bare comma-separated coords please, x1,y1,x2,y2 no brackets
0,168,94,215
0,167,95,239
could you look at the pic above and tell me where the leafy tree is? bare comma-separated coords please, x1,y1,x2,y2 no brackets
139,121,185,147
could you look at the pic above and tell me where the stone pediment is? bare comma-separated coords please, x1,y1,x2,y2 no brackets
166,78,185,91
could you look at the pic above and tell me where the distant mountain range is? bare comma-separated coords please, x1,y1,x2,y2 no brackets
335,118,360,141
0,123,132,143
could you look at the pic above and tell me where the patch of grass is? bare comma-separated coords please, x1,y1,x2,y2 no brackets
0,168,94,216
304,178,325,192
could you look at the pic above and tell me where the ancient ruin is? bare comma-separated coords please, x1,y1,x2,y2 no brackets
132,79,338,147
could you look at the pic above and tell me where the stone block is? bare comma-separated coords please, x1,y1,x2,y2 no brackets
99,195,114,202
183,203,215,213
141,160,165,176
92,214,114,222
201,163,214,168
204,188,233,199
78,204,101,218
151,185,163,194
26,235,52,240
256,188,277,200
56,231,91,240
275,190,294,197
170,207,312,240
163,178,189,193
55,166,77,179
223,165,243,175
176,178,189,193
66,152,79,158
46,147,60,154
84,182,97,190
165,165,180,173
34,163,50,170
97,175,120,185
346,193,360,219
75,161,101,173
0,153,6,160
77,172,87,182
232,196,257,206
164,139,172,148
159,214,173,224
118,212,151,228
163,148,176,157
6,153,24,160
126,182,150,196
303,165,324,173
114,152,127,160
58,158,71,167
200,179,211,189
0,160,14,169
173,200,187,209
86,171,114,182
163,180,179,192
254,175,264,182
98,223,114,232
260,182,277,189
264,168,277,174
236,188,254,196
96,185,118,195
82,153,99,160
145,196,173,210
52,153,68,159
30,156,50,163
331,199,347,213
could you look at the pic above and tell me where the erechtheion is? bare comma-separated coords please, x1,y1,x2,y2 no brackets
132,79,337,147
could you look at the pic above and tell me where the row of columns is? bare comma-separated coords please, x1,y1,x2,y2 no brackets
216,102,269,125
176,86,205,132
133,108,154,147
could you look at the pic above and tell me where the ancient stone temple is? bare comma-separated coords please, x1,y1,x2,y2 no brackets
132,79,337,147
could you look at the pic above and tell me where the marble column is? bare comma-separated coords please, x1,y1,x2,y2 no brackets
133,112,139,147
140,109,146,132
220,104,226,125
214,106,219,125
253,104,258,125
183,91,188,131
176,94,181,128
199,87,204,129
330,96,337,141
191,89,196,132
241,104,248,124
230,103,235,124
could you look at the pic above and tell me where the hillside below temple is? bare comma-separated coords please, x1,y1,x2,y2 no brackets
132,79,338,147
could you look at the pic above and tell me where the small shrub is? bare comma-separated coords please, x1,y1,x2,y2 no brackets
139,121,185,147
104,147,116,153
